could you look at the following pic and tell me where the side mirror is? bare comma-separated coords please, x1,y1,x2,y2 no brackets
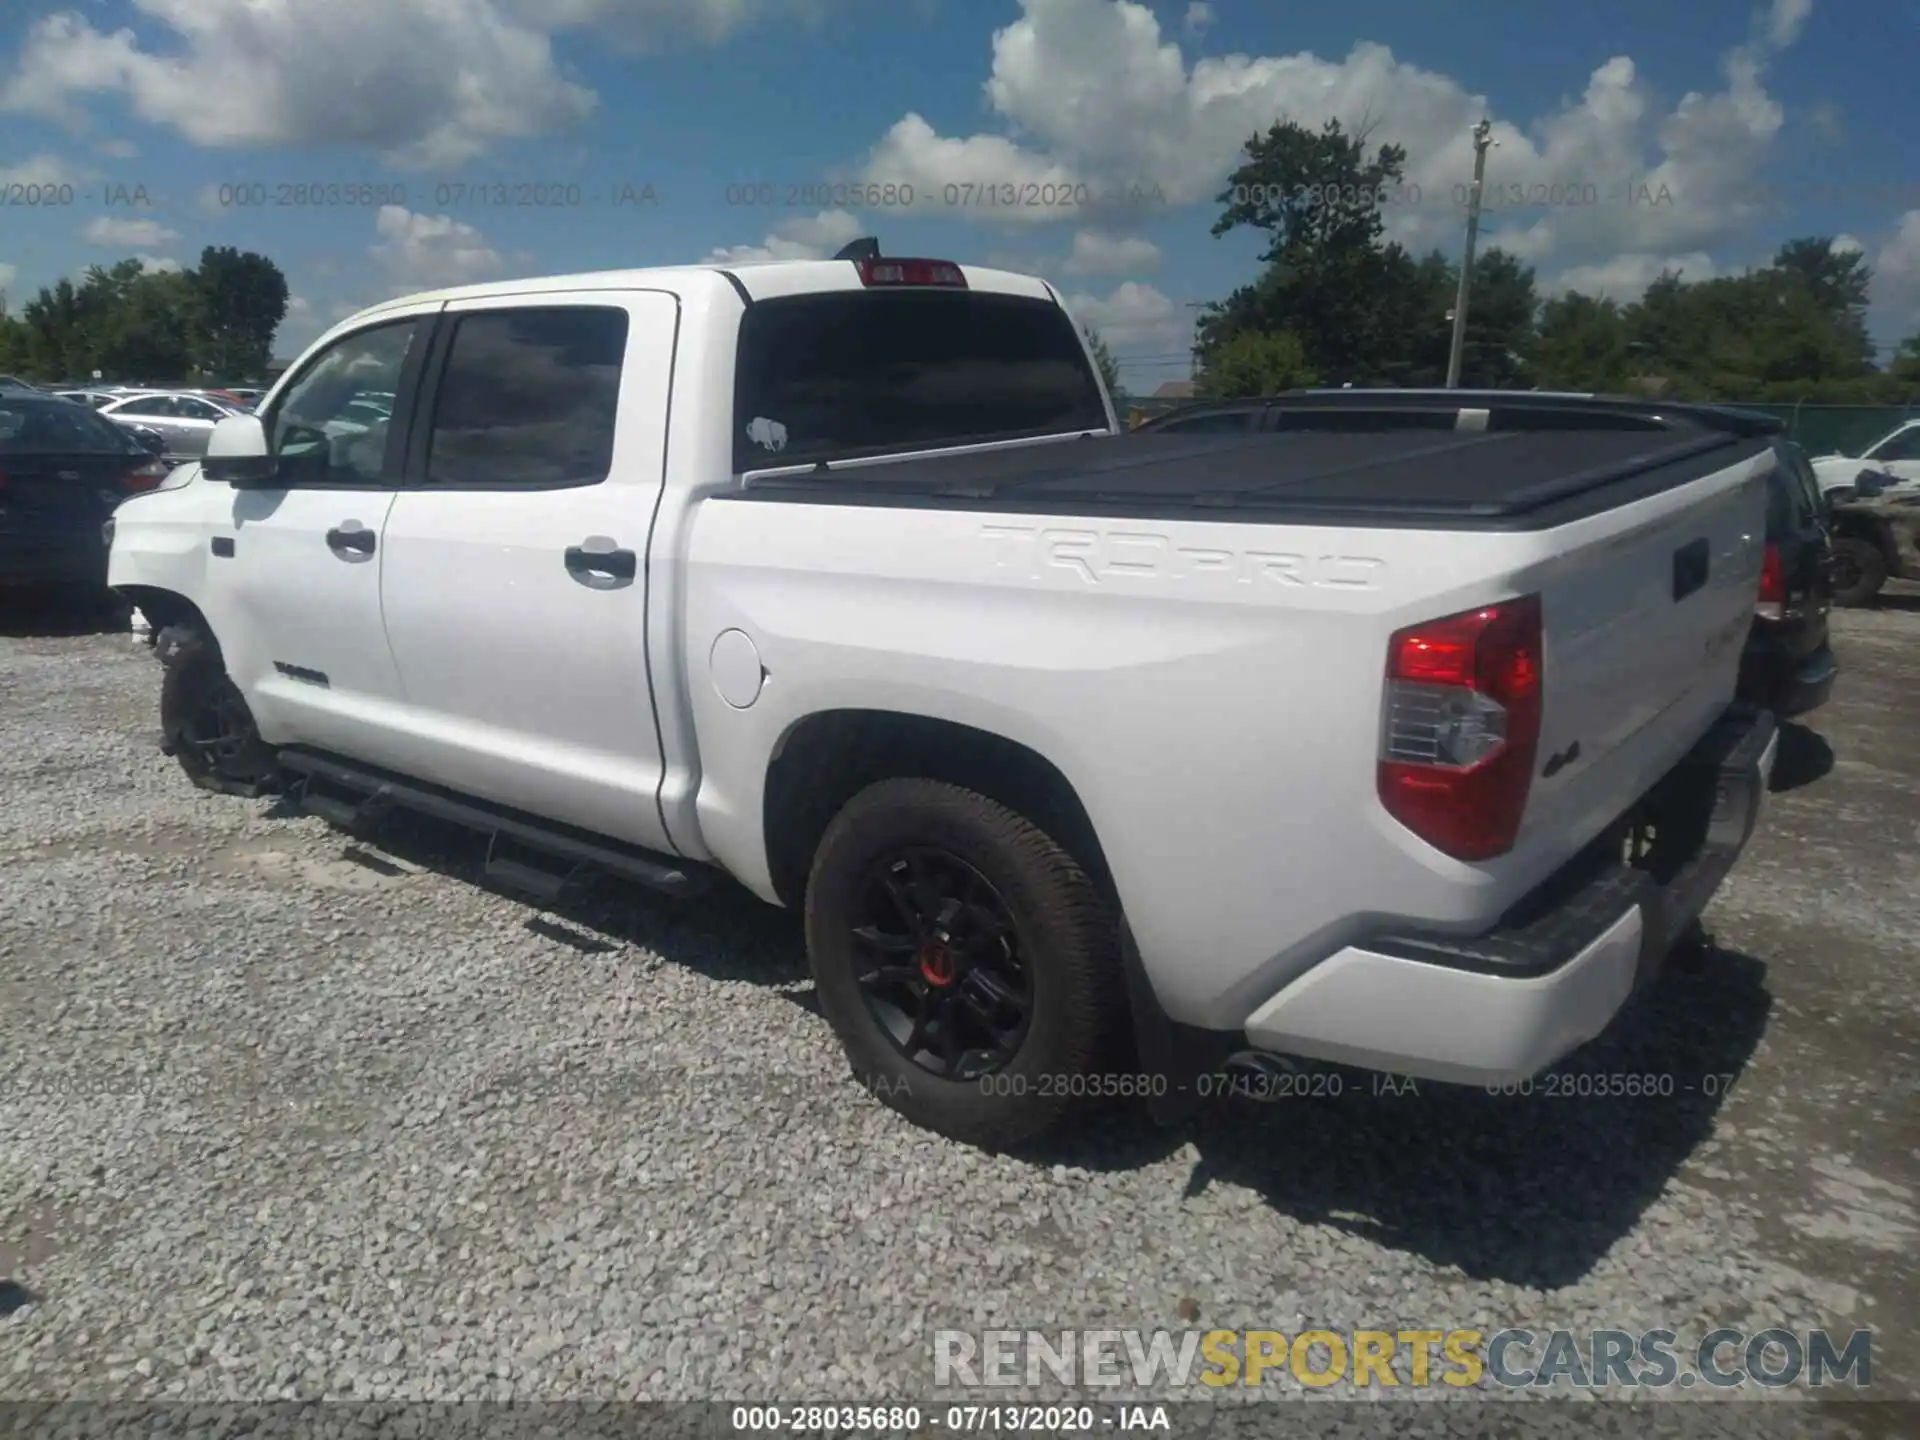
200,414,277,487
1855,471,1887,498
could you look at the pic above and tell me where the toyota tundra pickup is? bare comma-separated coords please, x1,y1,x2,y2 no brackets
106,245,1783,1148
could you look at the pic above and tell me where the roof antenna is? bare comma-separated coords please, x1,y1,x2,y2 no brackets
834,238,881,262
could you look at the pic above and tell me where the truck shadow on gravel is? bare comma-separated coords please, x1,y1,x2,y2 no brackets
278,802,1775,1292
0,588,130,638
1770,722,1835,793
273,803,813,989
1033,946,1777,1292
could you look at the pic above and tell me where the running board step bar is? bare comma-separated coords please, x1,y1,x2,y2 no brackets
276,748,709,900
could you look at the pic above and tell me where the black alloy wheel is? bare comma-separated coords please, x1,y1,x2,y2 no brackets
850,846,1032,1080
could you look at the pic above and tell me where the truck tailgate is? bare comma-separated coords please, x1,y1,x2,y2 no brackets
1509,449,1768,872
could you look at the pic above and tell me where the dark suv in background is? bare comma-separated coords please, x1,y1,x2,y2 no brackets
1737,440,1836,718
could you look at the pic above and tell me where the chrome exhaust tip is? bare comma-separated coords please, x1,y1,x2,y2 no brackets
1217,1050,1301,1102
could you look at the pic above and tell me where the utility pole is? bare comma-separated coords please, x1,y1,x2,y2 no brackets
1185,301,1207,382
1445,118,1495,390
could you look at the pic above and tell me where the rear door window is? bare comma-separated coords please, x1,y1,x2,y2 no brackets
422,306,629,488
732,289,1107,472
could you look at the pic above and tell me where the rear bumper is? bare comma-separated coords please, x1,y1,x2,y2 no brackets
0,533,108,586
1241,706,1779,1087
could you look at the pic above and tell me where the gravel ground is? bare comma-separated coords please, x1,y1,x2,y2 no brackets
1,588,1916,1434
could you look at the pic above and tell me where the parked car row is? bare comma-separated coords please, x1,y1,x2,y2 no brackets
0,391,173,594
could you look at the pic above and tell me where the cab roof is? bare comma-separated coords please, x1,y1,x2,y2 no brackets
353,257,1059,321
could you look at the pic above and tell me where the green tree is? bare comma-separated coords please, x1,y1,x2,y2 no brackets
1891,333,1920,386
1451,248,1539,389
192,246,288,380
1531,292,1630,392
3,247,290,383
1082,324,1122,401
1198,118,1424,384
1770,236,1874,374
1196,329,1316,398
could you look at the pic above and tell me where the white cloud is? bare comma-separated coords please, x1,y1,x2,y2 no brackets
370,204,507,295
851,0,1814,274
859,114,1090,225
272,294,325,355
1,0,594,169
82,215,179,247
1829,233,1864,256
1061,230,1161,277
0,262,17,295
135,254,182,273
706,208,862,264
1062,280,1187,354
1548,251,1717,301
1763,0,1812,49
0,152,84,188
1182,2,1212,37
1871,211,1920,341
0,0,835,167
93,136,137,158
498,0,834,50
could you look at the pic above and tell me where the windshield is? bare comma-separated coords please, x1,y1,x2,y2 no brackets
0,399,141,454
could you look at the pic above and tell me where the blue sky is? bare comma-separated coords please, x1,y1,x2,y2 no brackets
2,0,1917,392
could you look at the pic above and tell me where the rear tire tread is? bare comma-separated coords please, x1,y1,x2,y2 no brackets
804,778,1124,1150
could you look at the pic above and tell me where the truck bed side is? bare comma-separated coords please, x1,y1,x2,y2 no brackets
678,434,1771,1029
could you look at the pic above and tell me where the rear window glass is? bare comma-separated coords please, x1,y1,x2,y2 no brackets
424,306,629,488
0,400,139,454
732,289,1107,472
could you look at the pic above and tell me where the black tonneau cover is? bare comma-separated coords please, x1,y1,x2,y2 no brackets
732,390,1783,531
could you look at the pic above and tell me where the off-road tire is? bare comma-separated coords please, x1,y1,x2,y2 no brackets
804,778,1125,1150
1828,536,1888,608
156,625,278,797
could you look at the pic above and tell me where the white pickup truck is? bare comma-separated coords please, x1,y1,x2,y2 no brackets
106,245,1784,1148
1808,418,1920,498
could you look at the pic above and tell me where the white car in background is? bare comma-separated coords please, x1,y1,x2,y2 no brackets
97,391,251,460
1808,419,1920,499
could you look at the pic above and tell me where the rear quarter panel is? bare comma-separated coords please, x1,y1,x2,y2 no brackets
684,496,1669,1026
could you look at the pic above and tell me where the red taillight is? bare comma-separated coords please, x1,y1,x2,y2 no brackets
123,459,168,491
1755,542,1785,620
856,257,967,288
1378,595,1543,862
